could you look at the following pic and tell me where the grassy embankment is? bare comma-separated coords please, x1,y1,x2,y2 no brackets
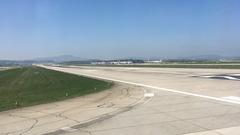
0,67,112,111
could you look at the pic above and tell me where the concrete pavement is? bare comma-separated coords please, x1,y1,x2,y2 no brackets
43,66,240,135
1,65,240,135
0,83,145,135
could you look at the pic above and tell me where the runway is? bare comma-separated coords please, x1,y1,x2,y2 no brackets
47,66,240,102
2,65,240,135
42,65,240,135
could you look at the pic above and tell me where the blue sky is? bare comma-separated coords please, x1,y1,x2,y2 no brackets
0,0,240,60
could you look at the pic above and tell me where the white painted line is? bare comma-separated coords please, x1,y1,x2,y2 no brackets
42,66,240,105
222,96,240,102
61,127,77,132
144,93,155,97
202,76,214,78
202,75,240,80
221,76,240,80
124,68,141,70
75,73,240,105
84,70,97,72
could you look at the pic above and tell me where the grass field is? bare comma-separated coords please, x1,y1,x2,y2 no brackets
0,66,112,111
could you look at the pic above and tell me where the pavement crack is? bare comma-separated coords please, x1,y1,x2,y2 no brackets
57,112,80,123
8,113,39,135
19,119,38,135
71,91,148,130
80,129,93,135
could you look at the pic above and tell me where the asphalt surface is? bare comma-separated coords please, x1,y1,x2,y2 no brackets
2,65,240,135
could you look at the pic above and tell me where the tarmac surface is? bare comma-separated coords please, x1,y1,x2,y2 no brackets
1,65,240,135
0,67,8,71
0,83,145,135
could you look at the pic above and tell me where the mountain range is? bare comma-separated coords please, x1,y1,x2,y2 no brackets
33,55,87,62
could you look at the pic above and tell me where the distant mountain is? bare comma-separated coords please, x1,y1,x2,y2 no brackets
34,55,87,62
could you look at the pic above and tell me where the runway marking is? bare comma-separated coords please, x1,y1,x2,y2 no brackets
222,76,240,80
65,71,240,105
61,127,77,132
124,68,141,70
144,93,155,97
201,75,240,81
222,96,240,102
84,70,97,72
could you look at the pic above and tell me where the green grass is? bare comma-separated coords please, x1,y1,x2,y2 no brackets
0,66,112,111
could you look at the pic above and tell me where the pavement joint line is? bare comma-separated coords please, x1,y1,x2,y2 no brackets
55,68,240,105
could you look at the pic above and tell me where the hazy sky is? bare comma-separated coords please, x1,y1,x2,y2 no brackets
0,0,240,60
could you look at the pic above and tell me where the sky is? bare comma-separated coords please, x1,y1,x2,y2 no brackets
0,0,240,60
